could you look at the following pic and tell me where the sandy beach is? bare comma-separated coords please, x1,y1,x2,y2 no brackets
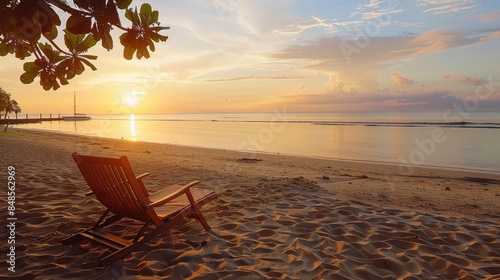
0,128,499,279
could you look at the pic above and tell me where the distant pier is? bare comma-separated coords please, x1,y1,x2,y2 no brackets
0,113,63,124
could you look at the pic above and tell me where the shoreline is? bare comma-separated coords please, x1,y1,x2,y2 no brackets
11,126,500,175
1,128,499,279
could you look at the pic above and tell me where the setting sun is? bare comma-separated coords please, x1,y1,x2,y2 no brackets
122,91,145,108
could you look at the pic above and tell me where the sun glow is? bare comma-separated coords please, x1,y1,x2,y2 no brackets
122,91,145,108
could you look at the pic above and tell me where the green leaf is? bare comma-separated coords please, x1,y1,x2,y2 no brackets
57,59,72,71
123,45,135,60
151,26,170,32
66,70,76,80
136,46,144,59
125,9,134,23
95,22,113,50
148,40,155,52
43,24,58,41
152,10,159,23
122,32,139,53
125,8,141,26
59,75,69,85
80,54,98,60
66,14,92,34
20,13,42,41
14,46,33,60
20,71,38,84
74,59,85,75
105,0,121,26
38,43,55,58
0,44,12,56
23,61,42,72
64,36,72,53
132,7,141,26
38,1,61,26
45,80,60,91
140,3,152,17
150,32,168,42
75,34,97,53
101,29,113,50
80,58,97,70
64,30,86,53
21,61,42,84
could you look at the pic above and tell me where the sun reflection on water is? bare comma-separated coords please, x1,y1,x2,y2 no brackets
130,113,137,141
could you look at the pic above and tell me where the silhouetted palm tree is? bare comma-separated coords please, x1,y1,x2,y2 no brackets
0,88,7,119
0,88,21,120
14,106,21,118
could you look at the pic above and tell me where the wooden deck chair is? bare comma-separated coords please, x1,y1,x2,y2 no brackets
62,153,218,266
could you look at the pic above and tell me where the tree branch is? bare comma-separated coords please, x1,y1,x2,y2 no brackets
31,42,43,60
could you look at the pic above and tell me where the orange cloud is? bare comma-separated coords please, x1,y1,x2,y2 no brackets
475,10,500,22
411,29,465,55
391,72,415,86
479,31,500,42
441,73,488,85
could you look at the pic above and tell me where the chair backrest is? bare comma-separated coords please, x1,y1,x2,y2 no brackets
72,153,155,222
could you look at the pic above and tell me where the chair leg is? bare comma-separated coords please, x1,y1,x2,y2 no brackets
62,233,84,245
62,210,111,245
101,219,177,266
133,220,152,243
93,209,110,229
100,242,142,266
185,189,211,230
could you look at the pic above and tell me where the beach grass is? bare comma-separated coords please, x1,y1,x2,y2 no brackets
0,131,27,137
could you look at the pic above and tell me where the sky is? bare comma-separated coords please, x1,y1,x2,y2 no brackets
1,0,499,114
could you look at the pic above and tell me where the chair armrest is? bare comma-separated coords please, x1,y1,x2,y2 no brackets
145,181,201,208
136,173,151,181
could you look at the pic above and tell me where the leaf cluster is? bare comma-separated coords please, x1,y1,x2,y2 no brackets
0,0,169,90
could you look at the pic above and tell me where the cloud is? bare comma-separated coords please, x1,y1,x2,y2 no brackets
360,8,405,20
327,75,346,94
332,20,365,27
400,22,429,29
417,0,479,15
271,35,416,66
363,0,385,9
474,10,500,22
273,16,335,36
455,74,488,85
442,73,489,85
410,29,472,55
161,1,499,90
272,27,499,68
351,0,404,19
281,90,459,107
391,72,415,86
479,31,500,42
205,75,309,82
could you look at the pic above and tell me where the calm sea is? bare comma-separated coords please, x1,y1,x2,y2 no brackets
12,111,500,172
